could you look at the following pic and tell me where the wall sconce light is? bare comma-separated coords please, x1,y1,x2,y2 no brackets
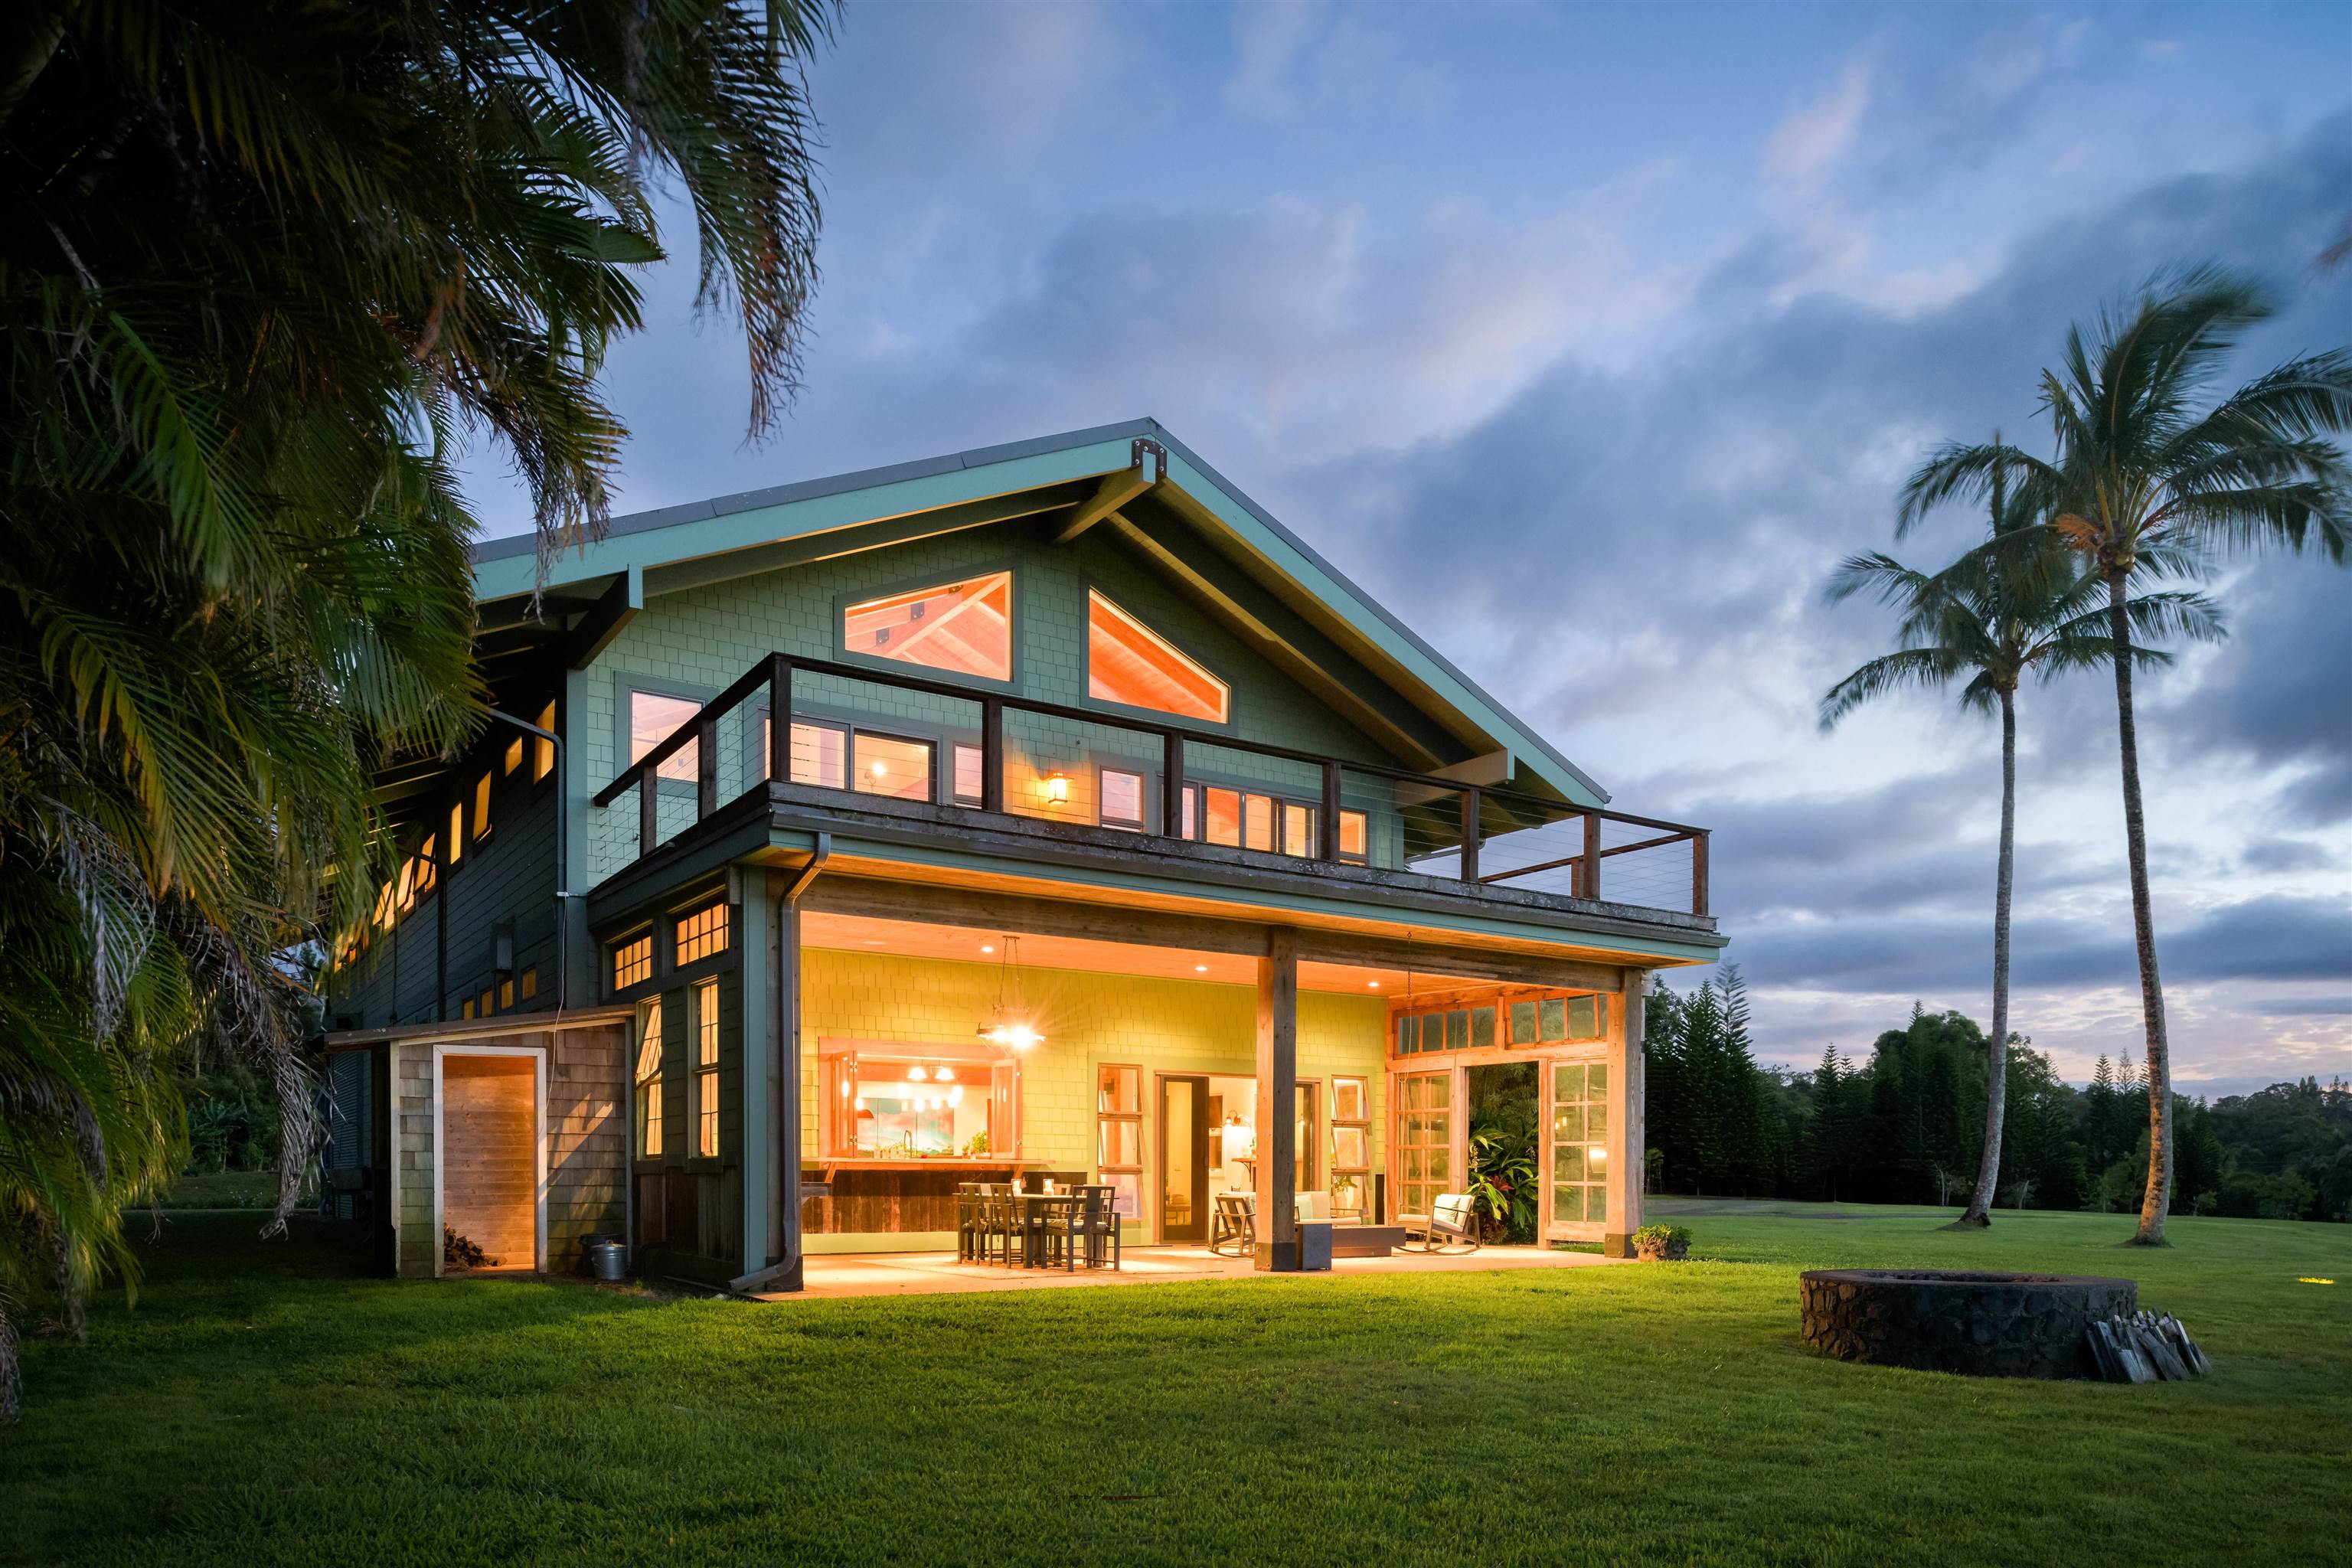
1041,772,1070,807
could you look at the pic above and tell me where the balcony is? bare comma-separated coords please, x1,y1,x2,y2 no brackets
591,654,1713,931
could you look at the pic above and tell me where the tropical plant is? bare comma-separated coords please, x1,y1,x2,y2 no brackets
1629,1222,1690,1261
1823,458,2222,1229
1465,1117,1537,1243
1899,266,2351,1244
0,0,834,1419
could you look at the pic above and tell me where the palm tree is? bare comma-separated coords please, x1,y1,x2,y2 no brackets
1822,464,2222,1228
0,0,835,1418
1900,268,2350,1243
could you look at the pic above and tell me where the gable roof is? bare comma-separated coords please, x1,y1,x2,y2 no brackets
471,419,1609,807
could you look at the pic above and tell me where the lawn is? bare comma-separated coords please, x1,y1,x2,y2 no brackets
6,1204,2347,1566
149,1168,285,1210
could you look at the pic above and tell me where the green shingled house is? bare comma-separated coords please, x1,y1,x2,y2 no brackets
318,420,1725,1289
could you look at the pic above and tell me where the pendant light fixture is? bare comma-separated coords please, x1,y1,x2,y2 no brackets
977,934,1042,1050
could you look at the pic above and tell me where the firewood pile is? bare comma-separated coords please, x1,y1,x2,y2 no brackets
2086,1310,2209,1383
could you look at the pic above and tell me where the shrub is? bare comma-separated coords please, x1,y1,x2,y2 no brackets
1632,1223,1690,1261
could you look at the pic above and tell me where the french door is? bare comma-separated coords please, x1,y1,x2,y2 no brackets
1157,1075,1210,1243
1542,1057,1609,1240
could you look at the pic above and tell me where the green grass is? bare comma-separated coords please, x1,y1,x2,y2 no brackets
150,1168,284,1209
7,1204,2347,1566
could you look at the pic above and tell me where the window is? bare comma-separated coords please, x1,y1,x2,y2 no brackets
1087,590,1229,722
1339,808,1368,864
477,986,494,1017
415,836,437,897
394,858,415,913
534,701,556,781
1183,784,1325,860
1330,1076,1371,1220
693,978,720,1158
629,690,701,783
853,733,933,801
635,998,665,1159
472,773,492,841
1099,768,1145,830
1507,991,1606,1046
448,801,465,864
498,976,514,1010
461,997,476,1021
843,571,1012,681
1282,802,1315,858
612,933,653,990
675,902,730,965
520,966,538,1001
1550,1061,1609,1225
1393,1004,1502,1057
1096,1064,1143,1219
821,1042,1018,1159
503,735,523,775
1395,1072,1451,1219
779,717,846,789
952,743,985,805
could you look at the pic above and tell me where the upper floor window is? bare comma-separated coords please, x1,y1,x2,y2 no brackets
1088,590,1228,723
675,902,730,965
612,932,653,990
629,690,701,783
843,572,1012,682
635,998,665,1159
534,701,557,780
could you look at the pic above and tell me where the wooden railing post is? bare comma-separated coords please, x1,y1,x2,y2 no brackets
1583,810,1602,901
1692,831,1710,918
695,714,717,819
1161,730,1184,838
981,697,1004,814
766,655,792,786
638,766,657,858
1319,762,1341,861
1459,787,1481,882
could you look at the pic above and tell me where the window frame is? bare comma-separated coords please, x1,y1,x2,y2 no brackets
1082,588,1233,727
1097,766,1147,831
1392,1070,1452,1220
835,566,1021,691
673,901,730,968
615,675,714,795
691,978,720,1159
635,997,666,1161
1096,1063,1144,1219
1330,1075,1372,1220
611,930,654,992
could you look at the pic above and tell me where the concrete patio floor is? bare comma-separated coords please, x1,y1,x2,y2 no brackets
761,1243,1631,1301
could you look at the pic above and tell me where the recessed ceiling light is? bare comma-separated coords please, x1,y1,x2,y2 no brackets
980,943,996,954
1194,963,1209,973
1367,980,1381,989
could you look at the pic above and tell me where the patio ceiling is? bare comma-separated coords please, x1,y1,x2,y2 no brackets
799,910,1472,1000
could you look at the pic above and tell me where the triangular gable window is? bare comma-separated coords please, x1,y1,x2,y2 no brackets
843,571,1012,681
1087,591,1229,723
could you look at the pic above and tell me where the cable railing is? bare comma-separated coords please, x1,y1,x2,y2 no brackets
591,652,1711,919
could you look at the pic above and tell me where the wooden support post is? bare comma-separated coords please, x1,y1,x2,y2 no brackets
769,888,805,1287
637,768,656,858
1319,762,1341,861
1161,731,1185,838
981,697,1005,814
695,715,717,818
1459,788,1481,881
1604,970,1648,1257
1255,927,1300,1272
1583,811,1603,901
1692,831,1710,918
766,655,792,785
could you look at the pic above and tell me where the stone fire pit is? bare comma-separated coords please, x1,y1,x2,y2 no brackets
1799,1269,2138,1379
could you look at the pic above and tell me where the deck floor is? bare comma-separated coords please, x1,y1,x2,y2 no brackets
762,1243,1628,1301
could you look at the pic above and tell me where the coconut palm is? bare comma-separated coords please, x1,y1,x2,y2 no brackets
1899,268,2351,1243
1823,466,2223,1228
0,0,834,1417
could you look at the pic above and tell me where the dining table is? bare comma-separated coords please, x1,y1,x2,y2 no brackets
1017,1191,1083,1269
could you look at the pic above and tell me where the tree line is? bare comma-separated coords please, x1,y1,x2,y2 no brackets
1644,970,2352,1222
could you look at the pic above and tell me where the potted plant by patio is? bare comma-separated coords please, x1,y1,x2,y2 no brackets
1631,1223,1690,1262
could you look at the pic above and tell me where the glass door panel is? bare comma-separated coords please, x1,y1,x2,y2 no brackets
1158,1075,1210,1243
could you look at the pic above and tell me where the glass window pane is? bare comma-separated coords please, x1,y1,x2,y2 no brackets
792,722,846,789
1540,996,1566,1041
1333,1078,1367,1122
853,733,933,801
1445,1009,1468,1050
1554,1184,1585,1222
1100,769,1144,826
1419,1014,1445,1052
1586,1104,1608,1140
1471,1008,1496,1050
1204,788,1242,847
1099,1065,1140,1114
1331,1127,1367,1167
1282,802,1315,858
844,572,1012,681
1395,1017,1414,1054
1087,590,1229,721
630,691,701,782
1586,1063,1608,1099
1243,793,1275,852
1511,1001,1539,1044
1339,809,1368,860
1099,1119,1139,1168
1182,786,1198,839
1588,1184,1606,1224
1554,1063,1585,1102
1553,1144,1584,1183
1566,994,1601,1039
1553,1106,1585,1143
953,743,985,803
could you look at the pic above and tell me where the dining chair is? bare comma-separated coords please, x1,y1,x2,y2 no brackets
1073,1184,1121,1271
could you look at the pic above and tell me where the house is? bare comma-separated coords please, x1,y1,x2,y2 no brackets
317,419,1725,1289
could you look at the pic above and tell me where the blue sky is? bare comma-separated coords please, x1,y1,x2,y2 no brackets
469,1,2352,1098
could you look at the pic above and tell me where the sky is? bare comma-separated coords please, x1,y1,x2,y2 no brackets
465,1,2352,1100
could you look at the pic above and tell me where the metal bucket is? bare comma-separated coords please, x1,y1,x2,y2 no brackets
586,1240,628,1282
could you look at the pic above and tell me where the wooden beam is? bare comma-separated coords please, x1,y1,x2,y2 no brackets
647,487,1086,597
564,567,642,671
796,877,1625,991
1052,464,1157,546
1255,927,1299,1272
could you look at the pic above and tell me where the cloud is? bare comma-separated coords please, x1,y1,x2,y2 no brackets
2161,565,2352,826
1224,2,1452,125
1765,56,1873,180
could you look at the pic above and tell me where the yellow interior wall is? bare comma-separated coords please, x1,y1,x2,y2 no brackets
800,948,1389,1183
